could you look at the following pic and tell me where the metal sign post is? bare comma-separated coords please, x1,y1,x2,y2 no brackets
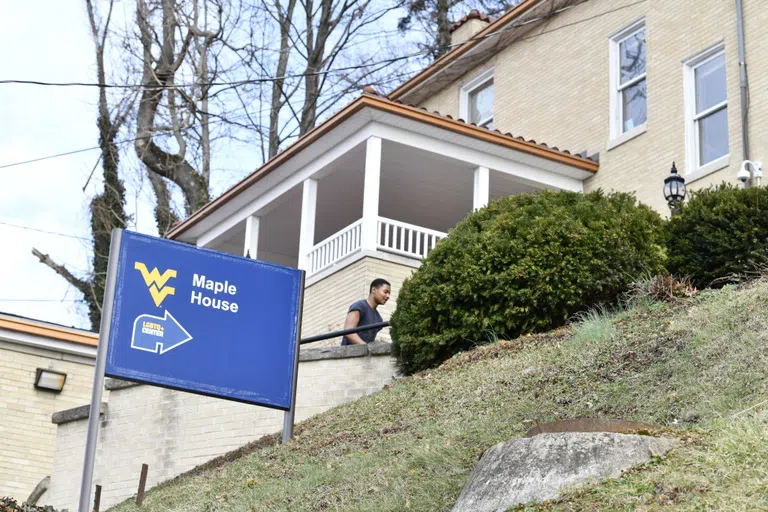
78,229,122,512
282,270,305,444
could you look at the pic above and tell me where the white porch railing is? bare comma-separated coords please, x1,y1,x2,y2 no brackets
307,219,363,275
377,217,446,260
306,217,447,275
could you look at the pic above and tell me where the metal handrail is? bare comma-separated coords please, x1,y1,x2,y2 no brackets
299,321,390,345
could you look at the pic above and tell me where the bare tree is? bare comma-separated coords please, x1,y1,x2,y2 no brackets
32,0,134,330
239,0,411,159
134,0,207,227
128,0,411,226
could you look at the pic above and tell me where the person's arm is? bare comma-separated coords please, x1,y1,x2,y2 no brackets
343,310,366,345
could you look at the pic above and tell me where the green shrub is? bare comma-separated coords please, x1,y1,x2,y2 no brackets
0,497,62,512
666,183,768,288
390,190,665,375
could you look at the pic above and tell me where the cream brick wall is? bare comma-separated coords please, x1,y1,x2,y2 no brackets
45,349,398,511
0,345,100,501
419,0,768,213
301,254,418,345
451,18,490,46
302,258,368,341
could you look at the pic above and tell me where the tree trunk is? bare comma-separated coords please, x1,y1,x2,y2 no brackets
33,0,130,330
134,0,210,217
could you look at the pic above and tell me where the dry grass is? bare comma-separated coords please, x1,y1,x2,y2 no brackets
110,279,768,512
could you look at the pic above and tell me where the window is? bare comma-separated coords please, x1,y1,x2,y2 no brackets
461,70,494,130
609,20,647,142
684,44,729,174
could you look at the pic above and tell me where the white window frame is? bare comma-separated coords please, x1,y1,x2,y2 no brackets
683,42,729,181
460,68,494,128
608,19,647,148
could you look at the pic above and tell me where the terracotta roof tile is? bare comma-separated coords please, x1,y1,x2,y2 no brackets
365,90,596,164
450,9,494,33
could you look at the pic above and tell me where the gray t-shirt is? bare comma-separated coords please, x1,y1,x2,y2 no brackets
341,299,383,345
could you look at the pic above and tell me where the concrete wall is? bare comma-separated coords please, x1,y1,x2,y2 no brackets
45,343,398,511
419,0,768,213
0,344,99,501
301,253,418,345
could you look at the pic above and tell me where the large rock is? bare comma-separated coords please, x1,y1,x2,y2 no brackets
452,432,676,512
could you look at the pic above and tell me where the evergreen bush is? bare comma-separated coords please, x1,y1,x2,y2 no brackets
666,183,768,288
391,190,665,374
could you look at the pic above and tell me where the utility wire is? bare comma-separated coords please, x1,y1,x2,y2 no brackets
0,220,92,241
0,0,625,91
0,49,427,90
0,298,82,303
0,0,641,171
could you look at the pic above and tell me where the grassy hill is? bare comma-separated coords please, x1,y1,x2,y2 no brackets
111,279,768,511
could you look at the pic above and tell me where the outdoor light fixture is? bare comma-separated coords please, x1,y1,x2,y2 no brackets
737,160,763,187
663,162,686,215
34,368,67,392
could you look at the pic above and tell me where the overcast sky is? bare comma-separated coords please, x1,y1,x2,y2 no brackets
0,1,255,330
0,1,426,331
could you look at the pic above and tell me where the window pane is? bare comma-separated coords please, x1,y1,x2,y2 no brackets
698,106,729,164
469,80,493,125
620,29,646,84
695,53,726,113
622,78,647,132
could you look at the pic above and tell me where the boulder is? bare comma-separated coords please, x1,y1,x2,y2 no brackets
452,432,676,512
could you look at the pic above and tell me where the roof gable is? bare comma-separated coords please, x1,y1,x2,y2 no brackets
389,0,587,105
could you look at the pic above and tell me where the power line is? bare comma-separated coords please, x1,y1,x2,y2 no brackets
0,220,92,241
0,0,638,171
0,298,82,303
0,49,427,90
0,114,236,170
0,144,111,170
0,0,615,91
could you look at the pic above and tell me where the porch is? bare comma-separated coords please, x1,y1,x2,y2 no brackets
188,142,586,283
169,93,597,281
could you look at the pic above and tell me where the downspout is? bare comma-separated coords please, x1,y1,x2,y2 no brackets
735,0,754,183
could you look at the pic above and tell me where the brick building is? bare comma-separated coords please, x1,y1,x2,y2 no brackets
0,313,100,501
165,0,766,341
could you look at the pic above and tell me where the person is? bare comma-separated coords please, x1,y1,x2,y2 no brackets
340,278,391,345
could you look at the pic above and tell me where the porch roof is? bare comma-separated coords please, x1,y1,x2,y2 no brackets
167,91,598,241
0,311,98,348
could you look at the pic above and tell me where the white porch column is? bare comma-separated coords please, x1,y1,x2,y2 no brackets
361,136,382,251
243,215,260,258
298,178,318,270
473,166,490,210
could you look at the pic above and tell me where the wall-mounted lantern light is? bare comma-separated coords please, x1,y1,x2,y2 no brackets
663,162,686,215
34,368,67,392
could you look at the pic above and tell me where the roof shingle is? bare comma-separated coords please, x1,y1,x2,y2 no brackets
450,9,494,33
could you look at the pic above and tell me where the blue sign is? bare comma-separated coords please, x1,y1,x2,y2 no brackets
105,230,303,410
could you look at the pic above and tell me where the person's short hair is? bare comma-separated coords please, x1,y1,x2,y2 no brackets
370,278,390,293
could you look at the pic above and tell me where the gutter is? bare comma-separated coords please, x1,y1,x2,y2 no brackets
736,0,749,163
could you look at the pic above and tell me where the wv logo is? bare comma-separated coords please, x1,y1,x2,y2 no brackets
134,262,177,307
